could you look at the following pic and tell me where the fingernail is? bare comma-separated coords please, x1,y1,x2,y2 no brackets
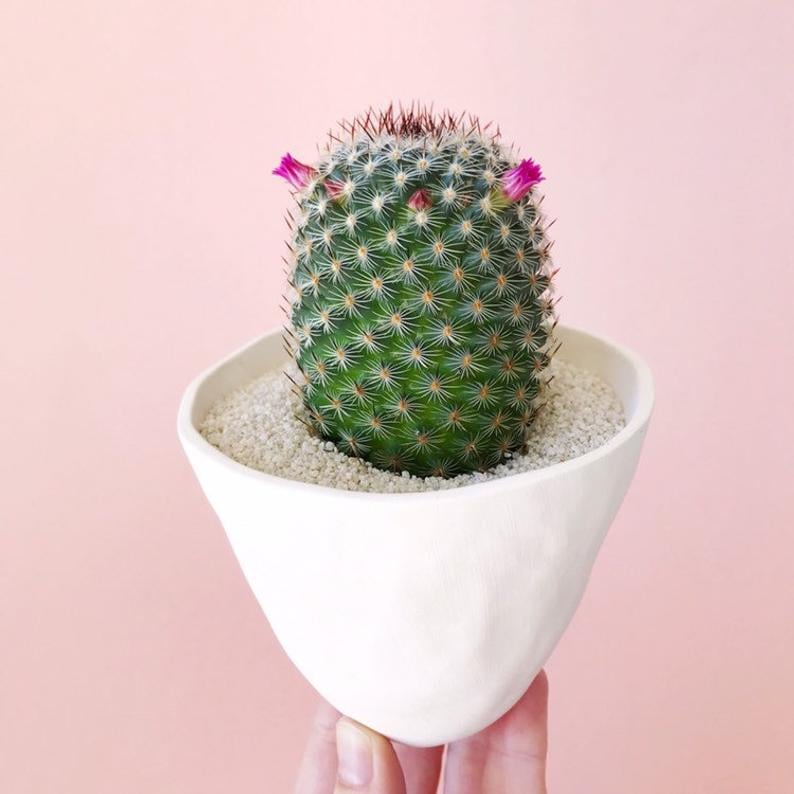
336,719,373,787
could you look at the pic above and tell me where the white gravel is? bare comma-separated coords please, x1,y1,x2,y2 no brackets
199,359,625,493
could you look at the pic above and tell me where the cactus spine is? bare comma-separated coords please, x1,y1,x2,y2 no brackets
276,106,558,478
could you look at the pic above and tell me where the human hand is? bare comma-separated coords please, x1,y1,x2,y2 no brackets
294,670,548,793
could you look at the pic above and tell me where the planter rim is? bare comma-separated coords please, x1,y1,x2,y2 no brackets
177,323,654,502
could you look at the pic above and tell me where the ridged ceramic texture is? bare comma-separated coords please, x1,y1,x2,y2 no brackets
285,123,557,477
178,325,654,746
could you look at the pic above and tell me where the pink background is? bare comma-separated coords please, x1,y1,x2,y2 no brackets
2,1,792,792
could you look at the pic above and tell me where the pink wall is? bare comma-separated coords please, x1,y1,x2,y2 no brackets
2,1,792,791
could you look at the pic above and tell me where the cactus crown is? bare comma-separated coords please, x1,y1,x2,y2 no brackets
277,105,558,478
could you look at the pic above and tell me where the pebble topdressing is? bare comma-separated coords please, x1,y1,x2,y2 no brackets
199,359,625,494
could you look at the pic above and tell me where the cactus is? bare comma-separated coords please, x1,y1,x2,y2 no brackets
274,106,558,477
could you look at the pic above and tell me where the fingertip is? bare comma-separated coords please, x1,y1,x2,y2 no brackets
391,738,444,793
336,719,374,788
493,669,549,756
334,718,406,793
315,698,344,731
502,669,549,724
293,699,342,794
525,668,549,718
443,671,550,793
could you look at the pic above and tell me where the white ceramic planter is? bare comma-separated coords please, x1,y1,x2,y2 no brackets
178,324,653,747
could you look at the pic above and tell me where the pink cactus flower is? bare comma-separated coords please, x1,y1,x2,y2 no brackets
272,153,317,190
407,188,432,211
324,178,345,199
501,158,544,201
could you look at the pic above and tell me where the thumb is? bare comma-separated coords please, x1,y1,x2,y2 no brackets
334,717,406,794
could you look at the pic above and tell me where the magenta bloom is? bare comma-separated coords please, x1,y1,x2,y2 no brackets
407,188,432,211
272,153,317,190
501,158,544,201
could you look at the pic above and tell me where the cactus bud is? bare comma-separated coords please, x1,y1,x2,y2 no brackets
272,153,317,190
502,158,544,201
407,188,432,211
324,178,345,200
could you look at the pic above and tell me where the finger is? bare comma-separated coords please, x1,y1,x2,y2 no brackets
392,740,444,794
334,717,407,794
443,670,549,794
294,699,342,794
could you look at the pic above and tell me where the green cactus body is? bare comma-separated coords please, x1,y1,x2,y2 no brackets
281,108,558,477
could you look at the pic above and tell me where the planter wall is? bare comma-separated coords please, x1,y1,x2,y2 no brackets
178,325,654,746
